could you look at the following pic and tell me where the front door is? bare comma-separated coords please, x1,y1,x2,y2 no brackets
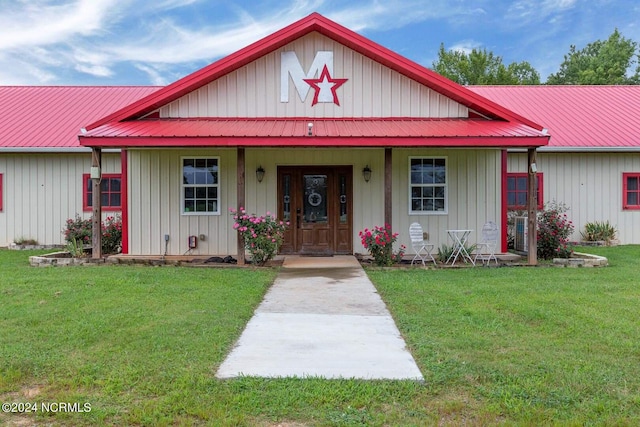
278,166,352,255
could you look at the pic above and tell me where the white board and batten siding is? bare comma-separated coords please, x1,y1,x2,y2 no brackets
393,149,502,253
158,32,469,119
0,153,120,247
508,152,640,244
128,148,501,256
127,149,238,256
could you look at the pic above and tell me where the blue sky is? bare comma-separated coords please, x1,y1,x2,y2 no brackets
1,0,638,86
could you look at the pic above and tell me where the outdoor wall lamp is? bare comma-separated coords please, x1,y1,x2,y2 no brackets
307,122,313,136
362,165,372,182
256,165,265,183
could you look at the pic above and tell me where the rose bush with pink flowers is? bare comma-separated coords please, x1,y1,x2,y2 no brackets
230,207,289,266
359,224,406,266
537,201,574,259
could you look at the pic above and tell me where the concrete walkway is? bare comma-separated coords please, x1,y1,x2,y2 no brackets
216,255,424,380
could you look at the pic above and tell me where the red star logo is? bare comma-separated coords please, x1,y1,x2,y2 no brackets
303,65,348,106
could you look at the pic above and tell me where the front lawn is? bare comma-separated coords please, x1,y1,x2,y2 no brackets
1,246,639,426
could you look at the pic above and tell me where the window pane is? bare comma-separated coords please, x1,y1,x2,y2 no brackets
101,179,110,191
435,186,445,198
628,177,638,191
434,199,445,211
110,194,121,207
516,192,526,206
507,177,515,190
516,177,527,190
101,193,109,206
183,168,195,184
411,186,421,198
628,193,638,206
412,199,422,211
507,193,515,206
182,158,219,214
110,179,121,192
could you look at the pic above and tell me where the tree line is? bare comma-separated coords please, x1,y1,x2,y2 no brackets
431,29,640,85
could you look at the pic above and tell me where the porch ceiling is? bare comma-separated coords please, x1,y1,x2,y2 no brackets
79,118,548,148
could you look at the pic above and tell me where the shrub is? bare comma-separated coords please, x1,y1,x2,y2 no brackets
581,221,617,244
13,237,38,246
101,216,123,254
231,208,288,266
537,201,574,259
359,224,406,266
63,214,123,255
64,215,92,246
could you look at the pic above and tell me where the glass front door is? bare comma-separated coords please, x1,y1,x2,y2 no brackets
278,166,352,255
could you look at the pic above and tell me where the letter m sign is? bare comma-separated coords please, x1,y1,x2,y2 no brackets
280,51,333,102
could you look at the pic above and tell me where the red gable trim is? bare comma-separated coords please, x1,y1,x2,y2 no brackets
85,13,544,132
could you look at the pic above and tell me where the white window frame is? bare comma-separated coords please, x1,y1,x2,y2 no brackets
408,156,448,215
181,156,220,216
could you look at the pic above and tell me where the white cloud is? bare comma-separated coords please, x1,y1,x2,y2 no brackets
0,0,120,50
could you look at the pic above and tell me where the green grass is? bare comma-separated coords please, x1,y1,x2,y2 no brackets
1,246,639,426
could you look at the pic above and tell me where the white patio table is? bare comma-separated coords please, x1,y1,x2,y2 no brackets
446,229,475,266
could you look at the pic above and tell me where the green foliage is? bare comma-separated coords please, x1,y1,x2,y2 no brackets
65,237,86,258
581,221,617,244
537,201,575,259
13,237,38,245
432,44,540,85
231,207,288,266
437,242,476,263
63,214,123,255
359,224,406,266
547,29,640,85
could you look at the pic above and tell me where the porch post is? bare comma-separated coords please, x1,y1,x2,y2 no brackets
237,148,246,265
384,148,392,227
527,148,538,265
91,148,102,259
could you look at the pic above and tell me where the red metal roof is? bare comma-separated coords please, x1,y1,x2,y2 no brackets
85,13,544,132
0,86,160,150
470,85,640,150
79,118,547,148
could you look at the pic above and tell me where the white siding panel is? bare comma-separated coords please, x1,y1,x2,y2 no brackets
128,149,237,256
0,153,120,247
159,33,468,119
508,152,640,244
393,149,502,254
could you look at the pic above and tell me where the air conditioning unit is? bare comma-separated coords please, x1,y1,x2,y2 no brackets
514,216,528,252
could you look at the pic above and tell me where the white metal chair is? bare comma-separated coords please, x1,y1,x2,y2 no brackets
409,222,436,266
474,221,499,265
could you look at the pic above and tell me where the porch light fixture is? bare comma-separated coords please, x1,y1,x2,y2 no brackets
530,163,537,173
307,122,313,136
256,165,265,183
362,165,372,182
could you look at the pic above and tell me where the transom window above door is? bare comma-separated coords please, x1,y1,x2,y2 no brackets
182,157,219,215
409,157,447,214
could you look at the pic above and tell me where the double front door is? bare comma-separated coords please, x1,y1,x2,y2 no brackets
278,166,352,255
